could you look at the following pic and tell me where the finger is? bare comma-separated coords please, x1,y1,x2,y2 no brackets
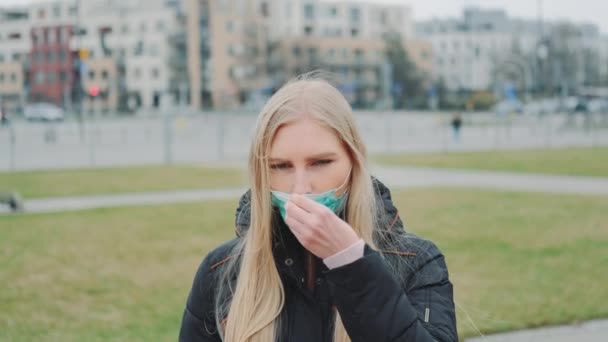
290,194,327,215
284,214,308,240
285,201,315,227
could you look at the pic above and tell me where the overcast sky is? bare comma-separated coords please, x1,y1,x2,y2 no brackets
2,0,607,34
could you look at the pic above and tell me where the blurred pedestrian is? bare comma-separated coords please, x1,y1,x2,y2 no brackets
451,112,462,142
0,103,9,126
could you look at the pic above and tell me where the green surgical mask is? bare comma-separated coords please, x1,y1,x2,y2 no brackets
271,169,351,220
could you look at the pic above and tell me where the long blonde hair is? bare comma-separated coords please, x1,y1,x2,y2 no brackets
215,73,381,342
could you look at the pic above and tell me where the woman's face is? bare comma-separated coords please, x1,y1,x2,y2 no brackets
269,118,352,195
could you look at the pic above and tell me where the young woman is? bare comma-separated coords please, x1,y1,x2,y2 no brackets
179,75,457,342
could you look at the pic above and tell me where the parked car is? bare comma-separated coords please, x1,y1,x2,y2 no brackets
492,99,523,115
24,103,65,121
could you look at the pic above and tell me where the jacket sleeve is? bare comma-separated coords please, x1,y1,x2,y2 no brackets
324,243,457,342
179,253,223,342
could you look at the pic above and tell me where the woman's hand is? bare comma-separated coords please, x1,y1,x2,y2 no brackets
284,194,359,259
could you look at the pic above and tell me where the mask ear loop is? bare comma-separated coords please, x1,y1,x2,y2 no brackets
335,167,353,196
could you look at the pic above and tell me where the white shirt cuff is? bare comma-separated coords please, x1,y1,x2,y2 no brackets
323,239,365,269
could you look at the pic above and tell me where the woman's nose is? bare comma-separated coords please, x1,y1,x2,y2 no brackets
291,170,312,194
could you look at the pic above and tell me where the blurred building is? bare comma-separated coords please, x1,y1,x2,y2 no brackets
416,8,538,92
268,0,431,108
0,6,31,112
416,7,607,96
74,0,183,113
81,57,118,113
183,0,431,110
27,1,78,107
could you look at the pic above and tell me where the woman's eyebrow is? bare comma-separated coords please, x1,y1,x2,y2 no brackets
305,152,337,161
269,152,337,163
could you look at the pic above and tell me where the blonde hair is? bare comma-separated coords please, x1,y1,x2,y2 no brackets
215,73,381,342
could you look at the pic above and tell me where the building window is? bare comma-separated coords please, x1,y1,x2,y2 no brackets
38,8,46,19
89,70,95,80
354,50,364,65
350,7,360,22
0,54,4,62
380,11,387,24
46,51,54,63
0,73,4,83
10,73,16,83
59,71,67,81
304,4,314,19
226,21,233,33
329,6,337,17
149,44,159,56
151,68,159,79
156,20,165,32
47,72,56,84
69,6,77,16
12,53,20,61
260,2,269,17
53,5,61,17
8,32,22,40
35,71,45,84
351,28,359,37
293,46,301,57
285,1,291,16
121,24,129,34
140,22,147,33
59,50,67,62
134,41,144,56
102,70,109,80
134,68,141,79
76,27,87,36
304,26,313,35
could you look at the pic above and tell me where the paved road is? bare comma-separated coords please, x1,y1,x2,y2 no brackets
466,319,608,342
3,166,608,215
372,165,608,196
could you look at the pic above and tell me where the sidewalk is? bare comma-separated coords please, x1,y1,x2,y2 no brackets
465,319,608,342
0,187,246,214
372,165,608,196
2,166,608,215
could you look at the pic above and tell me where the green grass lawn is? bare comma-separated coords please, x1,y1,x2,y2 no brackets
0,165,247,199
375,147,608,177
1,189,607,341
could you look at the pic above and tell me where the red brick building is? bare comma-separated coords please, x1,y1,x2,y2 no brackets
28,25,74,106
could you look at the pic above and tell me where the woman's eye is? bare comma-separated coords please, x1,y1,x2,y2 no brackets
270,163,290,170
313,159,333,167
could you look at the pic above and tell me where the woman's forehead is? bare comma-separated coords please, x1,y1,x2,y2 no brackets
270,119,344,158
